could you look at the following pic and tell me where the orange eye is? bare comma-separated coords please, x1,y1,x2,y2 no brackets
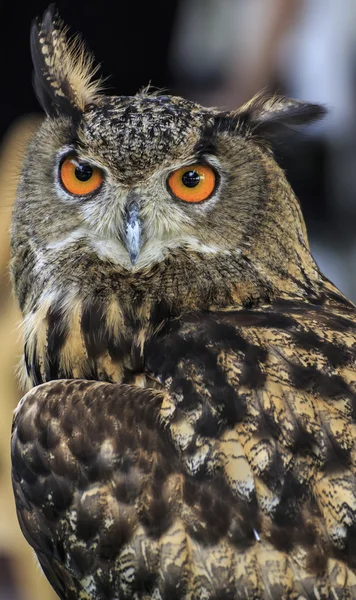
167,163,216,203
60,157,103,196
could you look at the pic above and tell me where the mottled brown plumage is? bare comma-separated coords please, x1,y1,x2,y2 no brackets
10,6,356,600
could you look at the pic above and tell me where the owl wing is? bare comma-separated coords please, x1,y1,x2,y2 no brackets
144,297,356,596
12,298,356,599
12,381,185,600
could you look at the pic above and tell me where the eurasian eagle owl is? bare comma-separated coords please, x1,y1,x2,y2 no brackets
10,6,356,600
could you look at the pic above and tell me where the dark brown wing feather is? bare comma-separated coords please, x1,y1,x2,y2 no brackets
12,298,356,599
12,381,181,600
144,298,356,597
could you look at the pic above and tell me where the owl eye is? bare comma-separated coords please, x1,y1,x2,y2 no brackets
167,163,216,203
60,157,104,196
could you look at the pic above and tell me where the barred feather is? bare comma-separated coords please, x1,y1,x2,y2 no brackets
31,4,104,116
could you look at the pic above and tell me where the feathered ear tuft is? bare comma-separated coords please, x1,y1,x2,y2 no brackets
30,4,105,117
235,92,327,140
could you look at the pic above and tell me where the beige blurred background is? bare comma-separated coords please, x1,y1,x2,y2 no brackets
0,117,56,600
2,1,356,599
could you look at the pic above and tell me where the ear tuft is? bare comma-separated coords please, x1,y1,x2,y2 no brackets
31,4,105,117
235,91,327,140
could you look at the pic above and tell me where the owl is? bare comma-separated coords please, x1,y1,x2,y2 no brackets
10,5,356,600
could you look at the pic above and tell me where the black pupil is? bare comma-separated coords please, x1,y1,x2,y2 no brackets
182,170,200,188
75,163,93,182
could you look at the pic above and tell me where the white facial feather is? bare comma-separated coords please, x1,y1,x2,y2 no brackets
47,227,233,272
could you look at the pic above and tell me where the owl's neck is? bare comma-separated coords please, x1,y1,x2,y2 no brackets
19,233,348,392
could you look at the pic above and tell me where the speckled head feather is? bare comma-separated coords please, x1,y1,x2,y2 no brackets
31,4,104,116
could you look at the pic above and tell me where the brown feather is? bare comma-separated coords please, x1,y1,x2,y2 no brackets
10,7,356,600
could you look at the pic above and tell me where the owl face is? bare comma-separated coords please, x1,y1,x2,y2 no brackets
16,93,273,272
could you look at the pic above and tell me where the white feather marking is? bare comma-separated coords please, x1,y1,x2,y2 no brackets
100,440,114,464
46,227,239,271
253,528,261,542
46,228,88,250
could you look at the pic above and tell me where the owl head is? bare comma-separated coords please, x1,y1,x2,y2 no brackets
11,6,326,319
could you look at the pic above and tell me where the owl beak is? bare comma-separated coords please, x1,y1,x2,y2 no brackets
123,195,142,264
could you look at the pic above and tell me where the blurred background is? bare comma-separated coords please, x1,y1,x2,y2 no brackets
1,1,356,598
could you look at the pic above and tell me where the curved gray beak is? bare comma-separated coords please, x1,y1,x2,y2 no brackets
124,195,142,264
